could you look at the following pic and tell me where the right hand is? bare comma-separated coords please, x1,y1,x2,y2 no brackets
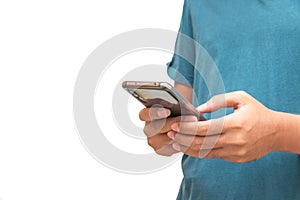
139,107,198,156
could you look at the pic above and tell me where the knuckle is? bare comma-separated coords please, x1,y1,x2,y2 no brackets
235,149,247,157
146,137,152,146
234,134,247,146
233,117,244,129
237,90,247,96
198,123,209,134
208,96,218,108
139,108,148,121
236,90,249,100
144,120,166,137
147,137,155,148
210,95,222,103
209,96,217,104
209,94,225,108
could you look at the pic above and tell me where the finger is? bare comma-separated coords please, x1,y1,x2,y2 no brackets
139,107,171,121
197,91,249,113
172,143,224,158
156,144,180,156
147,134,179,156
168,132,224,150
147,133,173,150
171,116,234,136
144,115,197,137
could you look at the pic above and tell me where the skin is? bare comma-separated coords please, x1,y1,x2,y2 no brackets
139,82,300,163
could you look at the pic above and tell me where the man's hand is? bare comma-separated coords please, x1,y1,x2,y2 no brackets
169,91,282,163
139,107,197,156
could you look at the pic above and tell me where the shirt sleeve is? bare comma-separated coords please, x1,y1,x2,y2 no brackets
167,0,195,87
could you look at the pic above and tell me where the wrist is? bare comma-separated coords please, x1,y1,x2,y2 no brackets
272,111,300,154
271,111,287,152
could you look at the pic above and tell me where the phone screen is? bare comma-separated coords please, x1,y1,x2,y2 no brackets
131,88,184,116
134,89,178,104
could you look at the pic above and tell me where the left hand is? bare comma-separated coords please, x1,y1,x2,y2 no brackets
168,91,281,163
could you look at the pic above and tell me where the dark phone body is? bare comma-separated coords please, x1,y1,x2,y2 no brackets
122,81,203,120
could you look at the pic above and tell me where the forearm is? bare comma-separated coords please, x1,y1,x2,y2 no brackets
174,82,193,103
275,112,300,154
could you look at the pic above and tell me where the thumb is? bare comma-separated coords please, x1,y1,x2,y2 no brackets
197,91,249,113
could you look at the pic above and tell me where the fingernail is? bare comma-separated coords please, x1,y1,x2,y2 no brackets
171,124,179,132
198,103,208,111
172,143,181,151
157,108,170,118
167,131,175,140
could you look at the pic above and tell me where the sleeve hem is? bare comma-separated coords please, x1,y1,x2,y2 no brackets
167,62,193,87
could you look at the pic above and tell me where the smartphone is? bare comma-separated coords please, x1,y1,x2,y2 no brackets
122,81,202,120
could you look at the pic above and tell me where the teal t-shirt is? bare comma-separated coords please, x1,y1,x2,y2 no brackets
167,0,300,199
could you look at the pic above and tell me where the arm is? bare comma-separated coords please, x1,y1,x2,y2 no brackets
168,91,300,163
275,112,300,154
174,82,193,103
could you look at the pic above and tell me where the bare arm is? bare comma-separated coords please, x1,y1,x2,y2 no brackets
275,112,300,154
174,82,193,103
168,91,300,163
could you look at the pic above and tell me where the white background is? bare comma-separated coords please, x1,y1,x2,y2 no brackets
0,0,184,199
